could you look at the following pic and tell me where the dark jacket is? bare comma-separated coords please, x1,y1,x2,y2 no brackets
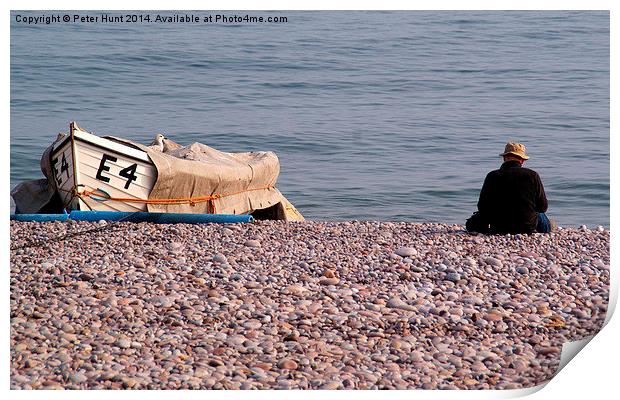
477,161,548,234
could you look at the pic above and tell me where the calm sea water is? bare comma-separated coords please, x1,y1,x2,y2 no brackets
10,11,609,226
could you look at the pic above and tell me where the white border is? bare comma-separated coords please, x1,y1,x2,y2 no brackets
4,1,616,399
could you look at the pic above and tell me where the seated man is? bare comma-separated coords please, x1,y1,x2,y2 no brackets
468,142,551,234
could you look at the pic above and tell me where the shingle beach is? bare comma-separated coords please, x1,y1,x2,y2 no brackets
10,220,609,390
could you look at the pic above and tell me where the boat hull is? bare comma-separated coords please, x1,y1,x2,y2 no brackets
50,123,157,212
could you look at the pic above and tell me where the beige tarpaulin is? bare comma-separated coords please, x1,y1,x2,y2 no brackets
105,137,305,221
11,141,60,214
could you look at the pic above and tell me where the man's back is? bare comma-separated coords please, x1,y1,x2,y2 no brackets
478,160,548,233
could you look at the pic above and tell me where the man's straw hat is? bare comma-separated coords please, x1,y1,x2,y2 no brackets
500,142,529,160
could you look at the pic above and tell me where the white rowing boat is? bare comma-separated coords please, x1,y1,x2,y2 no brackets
52,122,157,212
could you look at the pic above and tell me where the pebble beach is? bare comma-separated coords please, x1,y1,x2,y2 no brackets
10,220,609,390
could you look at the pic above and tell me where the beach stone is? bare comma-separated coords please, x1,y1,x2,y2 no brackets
516,266,529,274
593,260,608,270
485,257,502,268
323,269,336,278
243,320,262,329
40,262,54,269
463,378,478,386
208,359,224,367
212,253,228,264
79,273,95,282
102,296,118,307
227,335,246,346
538,347,561,356
484,312,503,322
284,284,307,296
24,358,39,368
71,372,88,384
245,281,261,289
13,375,30,384
528,335,544,345
319,277,340,286
122,378,139,388
411,351,424,362
512,359,529,372
14,343,27,352
277,359,298,370
245,240,261,248
321,381,341,390
388,297,417,312
395,247,417,257
169,241,183,250
60,333,78,342
116,338,131,349
448,355,463,368
471,361,487,372
308,303,322,314
445,273,460,282
150,296,174,308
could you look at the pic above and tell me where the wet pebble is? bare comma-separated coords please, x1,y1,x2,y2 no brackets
277,359,298,370
212,253,228,264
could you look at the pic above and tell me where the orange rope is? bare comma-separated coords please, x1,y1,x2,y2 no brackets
76,185,275,214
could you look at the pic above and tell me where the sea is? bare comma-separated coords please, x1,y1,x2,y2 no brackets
10,11,610,227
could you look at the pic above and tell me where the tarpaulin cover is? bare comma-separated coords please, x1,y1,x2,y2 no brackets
116,137,303,220
11,142,60,214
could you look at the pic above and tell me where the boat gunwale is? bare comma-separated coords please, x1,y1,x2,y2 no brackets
52,129,153,165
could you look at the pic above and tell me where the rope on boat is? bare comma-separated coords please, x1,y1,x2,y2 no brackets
72,185,276,214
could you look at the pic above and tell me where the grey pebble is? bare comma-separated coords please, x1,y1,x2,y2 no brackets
395,247,418,257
